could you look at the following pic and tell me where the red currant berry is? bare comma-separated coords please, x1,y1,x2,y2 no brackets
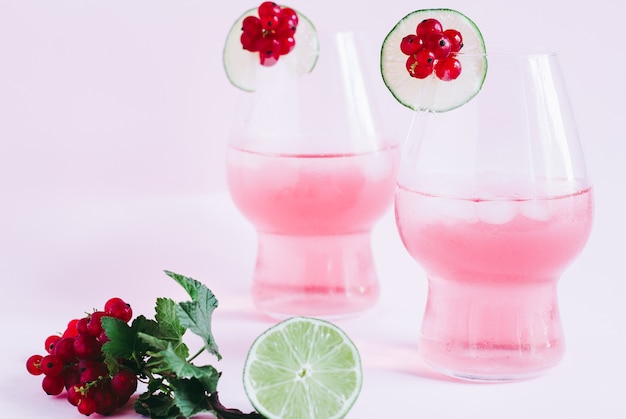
415,48,436,66
278,36,296,55
280,7,298,27
104,297,123,312
42,374,65,395
67,385,83,406
44,335,61,354
257,36,281,66
78,396,97,416
86,311,106,337
104,298,132,322
26,354,43,376
400,34,424,55
242,15,262,38
78,359,99,374
443,29,463,52
40,354,64,377
80,362,109,385
76,317,89,335
62,319,80,338
110,370,138,400
242,32,260,52
99,330,110,344
406,55,433,79
74,334,102,360
258,2,281,31
93,382,119,415
259,54,280,67
63,366,81,390
276,8,298,36
276,20,297,38
427,33,452,59
54,337,77,363
416,18,443,36
261,15,280,31
435,56,462,81
258,1,281,19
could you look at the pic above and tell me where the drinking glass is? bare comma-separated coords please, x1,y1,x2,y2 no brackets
394,52,593,380
227,32,399,318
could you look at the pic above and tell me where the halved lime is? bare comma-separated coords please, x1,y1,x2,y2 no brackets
381,8,488,112
243,317,362,419
223,7,319,92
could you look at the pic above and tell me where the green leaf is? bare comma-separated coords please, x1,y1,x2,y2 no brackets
134,316,161,354
165,270,205,301
101,317,136,358
176,301,221,360
103,352,120,375
160,345,220,393
138,332,190,360
138,297,190,359
102,315,159,358
146,377,166,394
135,390,179,419
155,297,186,340
169,377,210,419
137,332,170,352
164,271,222,360
134,315,162,340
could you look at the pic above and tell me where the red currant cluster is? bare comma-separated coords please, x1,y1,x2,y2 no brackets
240,1,299,66
401,18,464,81
25,298,137,416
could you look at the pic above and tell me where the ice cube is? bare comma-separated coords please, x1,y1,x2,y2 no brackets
440,197,478,224
520,200,551,221
476,200,517,225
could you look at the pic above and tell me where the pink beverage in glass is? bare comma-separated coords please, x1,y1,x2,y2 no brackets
395,182,593,380
227,145,400,317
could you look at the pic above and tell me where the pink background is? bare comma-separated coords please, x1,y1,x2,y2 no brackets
1,1,624,418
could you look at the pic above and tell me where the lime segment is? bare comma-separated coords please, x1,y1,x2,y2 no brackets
243,317,362,419
381,8,488,112
223,8,319,92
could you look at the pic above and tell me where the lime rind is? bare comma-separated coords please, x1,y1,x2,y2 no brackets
243,316,362,419
223,7,319,92
380,8,488,112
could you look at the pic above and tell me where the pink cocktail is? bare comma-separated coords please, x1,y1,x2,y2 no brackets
226,31,396,318
227,145,399,317
394,53,593,380
395,183,593,379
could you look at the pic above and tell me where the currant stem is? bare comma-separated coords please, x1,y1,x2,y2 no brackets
206,392,264,419
187,346,206,363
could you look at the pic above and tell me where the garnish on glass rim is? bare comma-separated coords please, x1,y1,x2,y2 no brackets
223,2,319,92
380,8,488,112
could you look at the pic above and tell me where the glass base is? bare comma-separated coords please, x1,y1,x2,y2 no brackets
419,277,564,381
419,339,562,382
251,231,379,319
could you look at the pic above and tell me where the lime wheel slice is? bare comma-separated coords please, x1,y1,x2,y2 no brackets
223,7,319,92
243,317,362,419
381,8,487,112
